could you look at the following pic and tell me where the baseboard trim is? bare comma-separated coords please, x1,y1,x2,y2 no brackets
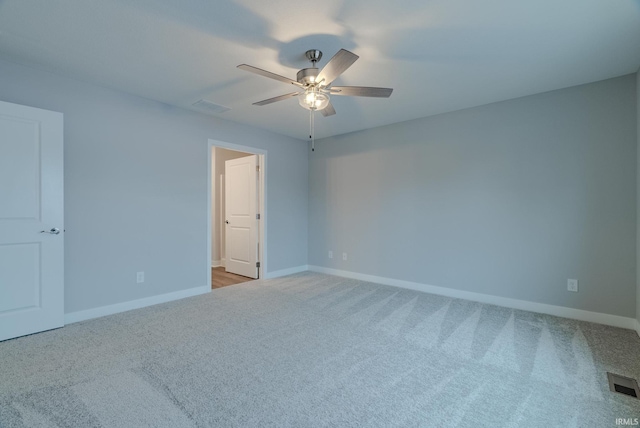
265,265,309,279
64,285,211,324
635,319,640,338
308,266,637,331
211,260,222,268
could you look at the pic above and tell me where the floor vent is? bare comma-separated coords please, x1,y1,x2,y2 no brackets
607,372,639,399
192,99,231,114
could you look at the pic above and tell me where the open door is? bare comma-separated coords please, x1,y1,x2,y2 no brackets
224,155,259,279
0,100,64,342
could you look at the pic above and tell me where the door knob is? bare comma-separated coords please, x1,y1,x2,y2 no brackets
225,220,229,224
40,228,61,235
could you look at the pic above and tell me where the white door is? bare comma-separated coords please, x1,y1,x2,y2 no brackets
225,155,258,279
0,100,64,342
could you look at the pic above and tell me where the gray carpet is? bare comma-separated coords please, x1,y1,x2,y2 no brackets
1,272,639,427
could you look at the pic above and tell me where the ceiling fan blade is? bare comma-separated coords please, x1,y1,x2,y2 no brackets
320,102,336,117
253,92,300,106
316,49,359,86
237,64,303,87
329,86,393,97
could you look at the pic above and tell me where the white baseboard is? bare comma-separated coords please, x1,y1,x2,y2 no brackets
64,285,211,324
211,260,222,268
265,265,309,279
308,266,638,331
635,319,640,338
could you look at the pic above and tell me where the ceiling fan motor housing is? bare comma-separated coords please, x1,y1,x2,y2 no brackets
297,67,319,85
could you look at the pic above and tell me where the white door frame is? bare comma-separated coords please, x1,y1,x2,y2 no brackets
207,139,266,287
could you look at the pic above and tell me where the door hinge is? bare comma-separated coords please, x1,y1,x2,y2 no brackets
256,262,261,268
256,165,260,172
256,213,260,220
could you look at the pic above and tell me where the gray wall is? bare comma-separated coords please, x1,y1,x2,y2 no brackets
310,75,637,318
0,58,308,314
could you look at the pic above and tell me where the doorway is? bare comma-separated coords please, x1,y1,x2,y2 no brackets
207,140,266,289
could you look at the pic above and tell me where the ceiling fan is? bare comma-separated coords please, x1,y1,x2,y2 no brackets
237,49,393,150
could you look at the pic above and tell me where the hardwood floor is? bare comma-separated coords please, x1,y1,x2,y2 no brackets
211,267,254,289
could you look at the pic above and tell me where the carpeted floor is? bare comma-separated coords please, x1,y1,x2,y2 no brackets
1,272,639,427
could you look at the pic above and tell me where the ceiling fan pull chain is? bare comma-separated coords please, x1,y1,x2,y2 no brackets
310,109,315,152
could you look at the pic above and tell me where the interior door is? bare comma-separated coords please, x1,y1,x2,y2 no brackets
225,155,258,279
0,100,64,342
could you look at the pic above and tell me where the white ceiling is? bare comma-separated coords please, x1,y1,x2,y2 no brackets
0,0,639,140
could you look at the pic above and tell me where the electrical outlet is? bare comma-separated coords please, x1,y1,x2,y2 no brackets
567,279,578,292
328,251,333,259
342,252,347,261
137,271,145,284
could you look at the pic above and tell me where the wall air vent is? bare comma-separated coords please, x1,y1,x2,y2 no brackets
607,372,640,399
192,99,231,114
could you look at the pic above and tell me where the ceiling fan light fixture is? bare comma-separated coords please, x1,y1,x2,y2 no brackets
298,89,329,111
